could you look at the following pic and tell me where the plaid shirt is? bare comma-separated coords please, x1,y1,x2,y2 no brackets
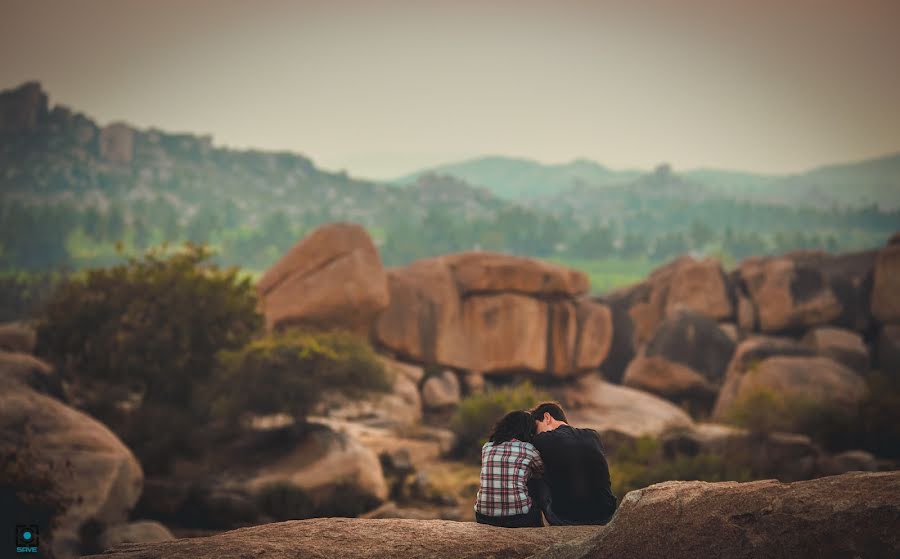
474,439,544,517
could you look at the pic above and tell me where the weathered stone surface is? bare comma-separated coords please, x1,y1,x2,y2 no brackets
552,374,694,442
713,354,868,421
442,251,590,296
816,449,879,477
421,370,461,409
661,423,817,481
0,383,143,558
573,300,613,371
0,321,36,353
736,254,844,333
622,354,716,404
711,336,817,419
86,518,599,559
877,324,900,378
460,370,486,395
243,424,388,503
258,223,389,333
664,257,733,320
463,294,548,373
530,472,900,559
872,243,900,323
98,521,175,552
803,326,870,373
736,293,756,332
718,322,739,342
374,258,469,367
99,122,135,164
548,301,578,375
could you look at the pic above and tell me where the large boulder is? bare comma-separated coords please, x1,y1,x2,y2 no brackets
734,250,876,334
622,311,735,408
530,472,900,559
803,326,870,373
374,253,610,376
0,382,143,557
257,223,389,333
713,348,868,422
872,242,900,324
442,251,589,297
552,374,694,445
599,257,733,382
86,518,599,559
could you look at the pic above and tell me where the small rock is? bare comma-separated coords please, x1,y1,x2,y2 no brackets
421,370,461,409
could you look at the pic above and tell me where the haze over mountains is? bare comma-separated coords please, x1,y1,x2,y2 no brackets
396,153,900,209
2,81,898,278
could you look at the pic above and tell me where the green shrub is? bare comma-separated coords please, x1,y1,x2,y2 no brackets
449,381,549,463
34,243,262,474
609,436,753,499
214,329,393,424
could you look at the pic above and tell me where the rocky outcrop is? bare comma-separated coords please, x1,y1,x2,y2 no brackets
0,364,143,558
735,254,843,334
99,122,135,164
256,223,389,333
712,337,868,420
600,257,733,382
374,253,611,376
90,473,900,559
86,518,598,559
552,374,694,445
803,326,870,373
242,423,388,503
0,81,48,133
622,311,735,408
530,472,900,559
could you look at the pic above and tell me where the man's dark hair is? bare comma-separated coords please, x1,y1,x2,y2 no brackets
489,411,536,444
529,402,567,423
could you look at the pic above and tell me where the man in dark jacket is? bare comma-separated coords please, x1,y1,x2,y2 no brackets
528,401,617,525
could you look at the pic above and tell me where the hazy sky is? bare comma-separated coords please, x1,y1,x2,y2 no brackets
2,0,899,178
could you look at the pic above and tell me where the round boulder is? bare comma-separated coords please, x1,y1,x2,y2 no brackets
421,370,461,410
803,326,870,373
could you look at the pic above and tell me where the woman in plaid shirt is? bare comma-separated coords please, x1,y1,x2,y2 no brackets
474,410,545,528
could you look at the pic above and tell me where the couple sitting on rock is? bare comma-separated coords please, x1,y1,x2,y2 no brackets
474,402,617,528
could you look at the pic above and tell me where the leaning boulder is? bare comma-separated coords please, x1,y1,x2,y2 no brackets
530,472,900,559
256,222,389,333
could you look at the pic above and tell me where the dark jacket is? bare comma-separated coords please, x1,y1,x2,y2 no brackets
532,424,617,522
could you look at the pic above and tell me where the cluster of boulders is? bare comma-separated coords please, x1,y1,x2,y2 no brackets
254,223,900,486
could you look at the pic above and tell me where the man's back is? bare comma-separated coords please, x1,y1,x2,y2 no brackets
532,424,617,522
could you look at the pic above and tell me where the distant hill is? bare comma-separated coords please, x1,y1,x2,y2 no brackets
394,155,642,199
399,153,900,210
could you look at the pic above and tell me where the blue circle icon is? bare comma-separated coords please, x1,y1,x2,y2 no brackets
23,531,32,540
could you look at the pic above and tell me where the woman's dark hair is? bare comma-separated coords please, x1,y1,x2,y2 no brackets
488,410,536,444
